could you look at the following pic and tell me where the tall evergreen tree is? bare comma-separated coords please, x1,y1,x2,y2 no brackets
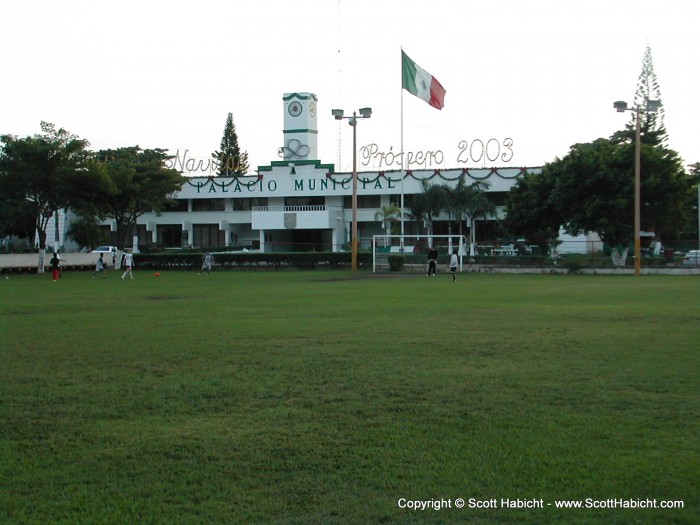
212,113,249,176
630,45,667,146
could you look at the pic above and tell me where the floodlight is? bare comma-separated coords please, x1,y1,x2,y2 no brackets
646,99,661,113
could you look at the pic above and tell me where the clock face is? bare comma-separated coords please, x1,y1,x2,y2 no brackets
309,101,316,117
288,101,302,117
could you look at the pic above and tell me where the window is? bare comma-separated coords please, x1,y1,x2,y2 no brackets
134,225,152,245
389,194,413,208
285,196,324,207
489,192,507,206
192,199,225,212
159,225,182,248
234,197,268,211
165,199,189,212
343,195,381,209
193,224,225,247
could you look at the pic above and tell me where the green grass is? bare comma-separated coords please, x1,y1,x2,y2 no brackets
1,270,699,524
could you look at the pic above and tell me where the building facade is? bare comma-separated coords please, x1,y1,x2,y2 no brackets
133,92,541,252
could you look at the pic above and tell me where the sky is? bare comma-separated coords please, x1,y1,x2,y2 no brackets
2,0,699,175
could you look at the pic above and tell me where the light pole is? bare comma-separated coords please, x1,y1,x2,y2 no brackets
331,107,372,271
688,162,700,250
613,98,661,276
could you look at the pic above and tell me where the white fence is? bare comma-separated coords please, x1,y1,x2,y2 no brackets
0,253,102,270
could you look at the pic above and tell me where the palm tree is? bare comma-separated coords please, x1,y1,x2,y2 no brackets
441,178,470,247
374,204,400,246
461,180,495,255
409,180,444,247
440,176,494,255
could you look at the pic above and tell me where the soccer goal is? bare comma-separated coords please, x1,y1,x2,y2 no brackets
372,234,467,273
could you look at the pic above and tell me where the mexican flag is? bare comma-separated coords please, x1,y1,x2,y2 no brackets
401,50,446,110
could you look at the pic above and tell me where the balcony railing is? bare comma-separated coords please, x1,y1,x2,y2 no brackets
252,205,329,212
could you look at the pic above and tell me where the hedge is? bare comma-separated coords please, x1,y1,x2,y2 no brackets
132,252,372,270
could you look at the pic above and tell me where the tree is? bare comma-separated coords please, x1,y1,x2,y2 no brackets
212,113,249,176
440,180,462,240
95,147,183,256
66,215,106,250
519,136,692,266
0,194,35,246
458,179,495,256
550,139,635,264
408,181,443,246
630,45,667,147
439,176,494,255
0,122,108,272
505,45,693,265
686,162,700,241
374,204,401,245
503,170,563,255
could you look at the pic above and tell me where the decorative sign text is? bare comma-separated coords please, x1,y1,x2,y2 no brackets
168,138,515,177
360,138,514,169
278,139,310,160
164,149,247,176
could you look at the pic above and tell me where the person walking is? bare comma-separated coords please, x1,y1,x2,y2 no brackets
200,252,214,275
450,248,459,282
49,252,61,282
121,250,134,280
93,253,107,279
427,246,438,276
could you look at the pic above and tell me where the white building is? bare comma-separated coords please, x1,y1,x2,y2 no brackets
133,92,542,253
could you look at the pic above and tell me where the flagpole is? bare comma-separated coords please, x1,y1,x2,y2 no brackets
400,46,405,249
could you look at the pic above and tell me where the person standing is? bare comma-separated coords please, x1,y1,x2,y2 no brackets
450,249,459,282
121,250,134,280
200,252,214,275
94,253,107,279
49,252,61,282
427,246,438,276
56,250,64,278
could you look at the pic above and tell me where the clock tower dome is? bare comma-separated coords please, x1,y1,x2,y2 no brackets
281,92,318,161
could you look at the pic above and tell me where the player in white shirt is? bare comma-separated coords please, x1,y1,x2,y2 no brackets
121,250,134,280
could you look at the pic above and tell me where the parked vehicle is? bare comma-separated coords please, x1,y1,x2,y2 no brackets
90,246,118,266
682,250,700,266
91,245,118,255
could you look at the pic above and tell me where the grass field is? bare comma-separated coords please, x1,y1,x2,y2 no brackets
1,269,698,524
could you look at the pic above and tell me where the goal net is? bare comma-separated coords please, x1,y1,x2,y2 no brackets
372,234,467,273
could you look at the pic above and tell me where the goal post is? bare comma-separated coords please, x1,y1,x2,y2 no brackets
372,234,466,273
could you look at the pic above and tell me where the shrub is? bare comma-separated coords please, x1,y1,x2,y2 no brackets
129,252,373,270
388,255,405,271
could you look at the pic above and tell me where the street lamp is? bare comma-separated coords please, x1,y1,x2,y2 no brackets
614,98,661,276
691,164,700,250
331,107,372,271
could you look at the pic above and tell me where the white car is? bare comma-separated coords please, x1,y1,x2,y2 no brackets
91,245,118,255
91,246,118,266
682,250,700,267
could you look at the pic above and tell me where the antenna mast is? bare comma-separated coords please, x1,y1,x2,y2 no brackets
336,0,343,170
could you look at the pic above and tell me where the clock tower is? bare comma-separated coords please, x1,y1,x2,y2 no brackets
281,92,318,161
